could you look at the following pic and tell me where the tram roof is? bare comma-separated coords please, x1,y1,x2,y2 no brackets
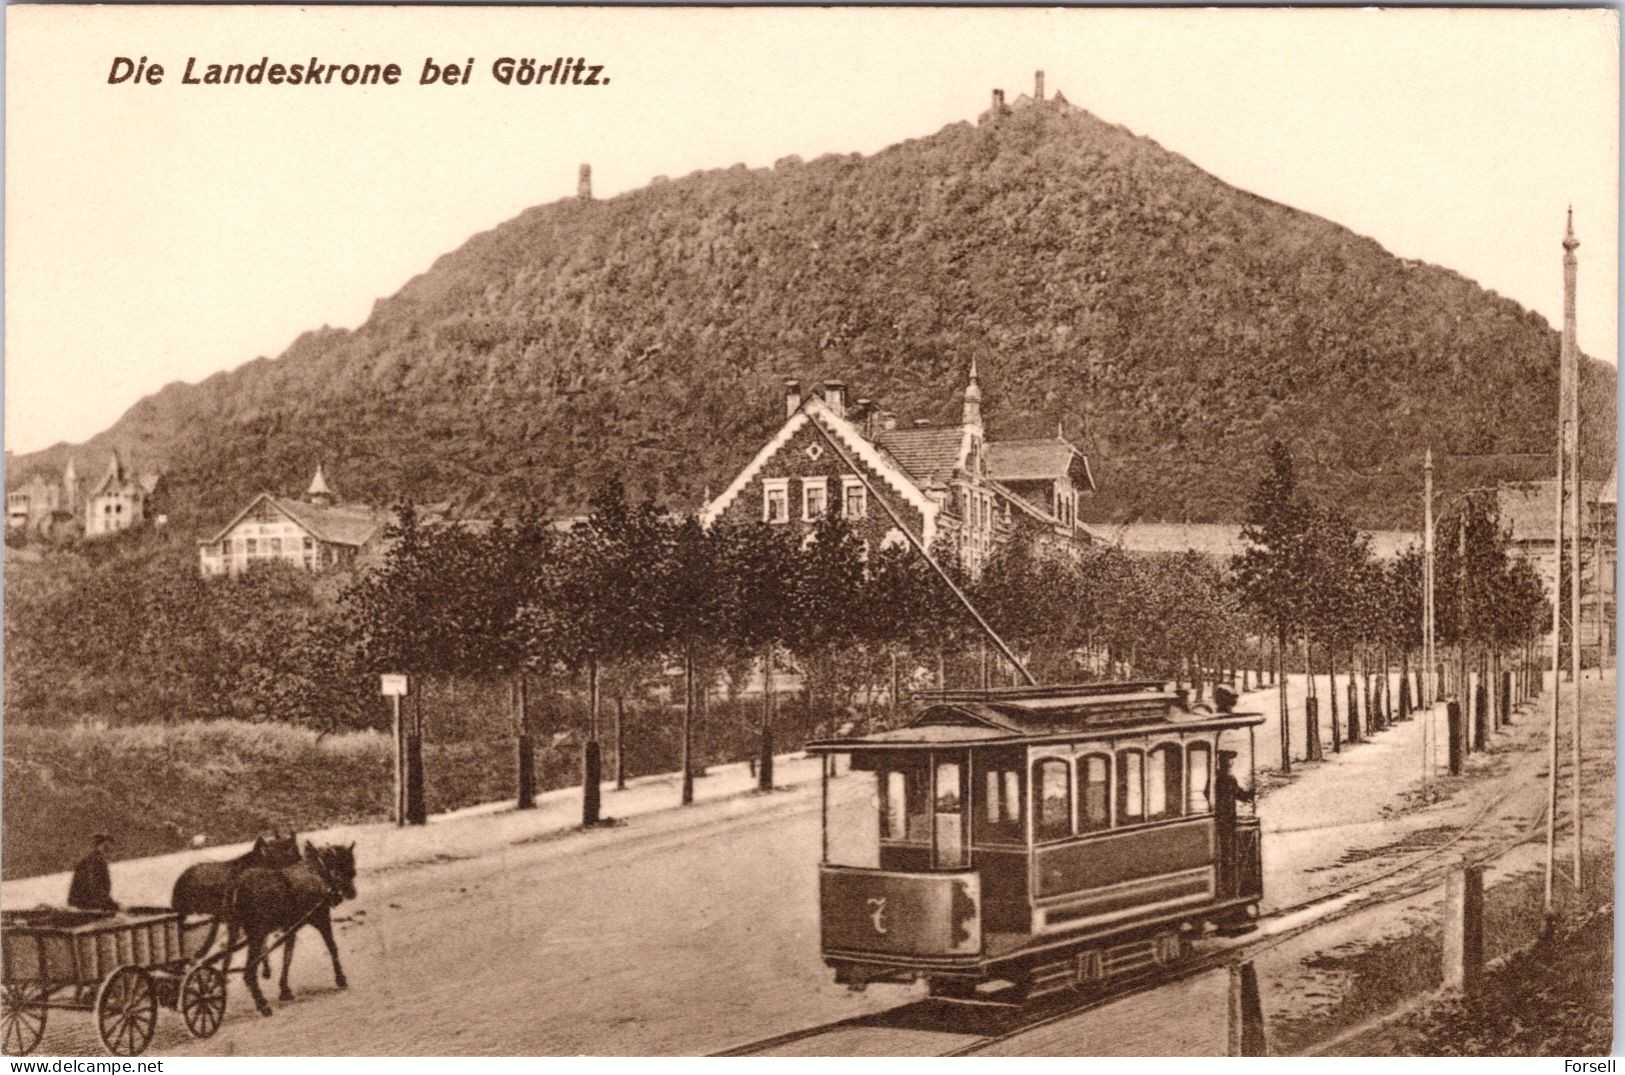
806,682,1263,753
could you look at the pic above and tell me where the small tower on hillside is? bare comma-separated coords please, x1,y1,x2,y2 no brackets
307,464,334,507
1034,69,1045,101
578,163,593,201
962,359,984,435
62,456,78,512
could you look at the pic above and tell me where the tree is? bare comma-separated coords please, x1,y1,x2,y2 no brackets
715,520,799,790
342,504,462,823
784,512,868,739
1234,442,1317,771
657,515,732,804
533,481,671,825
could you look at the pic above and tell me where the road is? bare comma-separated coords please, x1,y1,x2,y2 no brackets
14,672,1589,1056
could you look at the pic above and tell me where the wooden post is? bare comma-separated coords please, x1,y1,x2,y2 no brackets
1473,677,1488,751
583,657,601,826
405,686,426,825
1447,701,1464,776
1443,866,1484,996
391,692,403,827
760,644,775,792
614,696,627,791
681,647,696,806
1228,961,1267,1056
1277,627,1291,773
516,673,536,810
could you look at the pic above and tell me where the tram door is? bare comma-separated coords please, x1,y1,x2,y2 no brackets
932,753,968,868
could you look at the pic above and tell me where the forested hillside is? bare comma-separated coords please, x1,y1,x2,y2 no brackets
15,96,1615,529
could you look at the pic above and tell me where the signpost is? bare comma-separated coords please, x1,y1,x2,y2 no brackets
382,674,409,826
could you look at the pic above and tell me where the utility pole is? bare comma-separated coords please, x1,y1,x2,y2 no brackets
1459,511,1470,755
1547,422,1566,916
1423,448,1435,788
1563,210,1583,891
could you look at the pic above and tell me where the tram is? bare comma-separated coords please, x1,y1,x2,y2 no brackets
806,681,1264,1005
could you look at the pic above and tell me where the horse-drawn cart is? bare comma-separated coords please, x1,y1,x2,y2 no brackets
0,907,225,1056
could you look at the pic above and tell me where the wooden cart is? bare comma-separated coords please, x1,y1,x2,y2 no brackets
0,907,224,1056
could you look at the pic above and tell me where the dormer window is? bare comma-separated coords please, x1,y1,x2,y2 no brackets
763,479,789,524
803,477,828,520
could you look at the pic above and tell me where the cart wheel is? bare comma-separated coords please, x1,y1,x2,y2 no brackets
95,966,157,1057
1,983,47,1056
180,963,227,1039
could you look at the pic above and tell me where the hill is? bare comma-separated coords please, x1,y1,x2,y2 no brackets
14,92,1616,531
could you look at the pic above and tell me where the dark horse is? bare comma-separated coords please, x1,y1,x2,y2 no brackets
231,842,357,1016
172,832,302,958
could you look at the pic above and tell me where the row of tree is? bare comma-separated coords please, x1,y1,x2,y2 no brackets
1234,443,1551,770
5,443,1558,825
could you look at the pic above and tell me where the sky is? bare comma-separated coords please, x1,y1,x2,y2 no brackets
5,6,1619,455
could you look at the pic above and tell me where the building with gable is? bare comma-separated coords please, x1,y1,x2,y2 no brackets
1495,474,1615,662
701,364,1094,576
6,467,69,532
198,465,389,578
83,450,148,538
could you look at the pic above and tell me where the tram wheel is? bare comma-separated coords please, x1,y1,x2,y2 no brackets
1,983,47,1056
96,966,157,1057
181,963,227,1039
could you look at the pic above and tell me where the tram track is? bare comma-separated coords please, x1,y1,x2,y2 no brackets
713,727,1560,1058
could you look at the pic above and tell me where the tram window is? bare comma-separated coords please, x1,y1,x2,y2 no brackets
1187,743,1213,814
881,768,930,844
974,756,1022,844
1147,745,1184,820
935,761,962,812
934,760,967,868
825,772,881,868
1034,758,1072,842
1116,749,1145,825
1078,754,1111,832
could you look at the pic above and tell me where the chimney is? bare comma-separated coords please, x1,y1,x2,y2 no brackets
856,397,874,438
785,378,802,417
882,411,897,432
578,163,593,201
1035,70,1045,101
913,418,932,428
824,380,847,419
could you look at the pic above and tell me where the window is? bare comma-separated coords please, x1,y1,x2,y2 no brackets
1034,758,1072,842
934,759,966,867
1187,742,1213,814
842,478,866,519
1116,749,1145,825
220,540,231,557
1147,744,1184,821
881,768,930,844
246,537,258,557
270,538,283,556
974,754,1023,844
763,480,789,524
303,536,314,551
1079,754,1111,832
803,478,827,520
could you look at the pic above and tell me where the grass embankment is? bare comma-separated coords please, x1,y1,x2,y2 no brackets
1,721,534,879
1279,850,1614,1056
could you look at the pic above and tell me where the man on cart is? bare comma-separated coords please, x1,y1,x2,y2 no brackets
67,833,120,912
